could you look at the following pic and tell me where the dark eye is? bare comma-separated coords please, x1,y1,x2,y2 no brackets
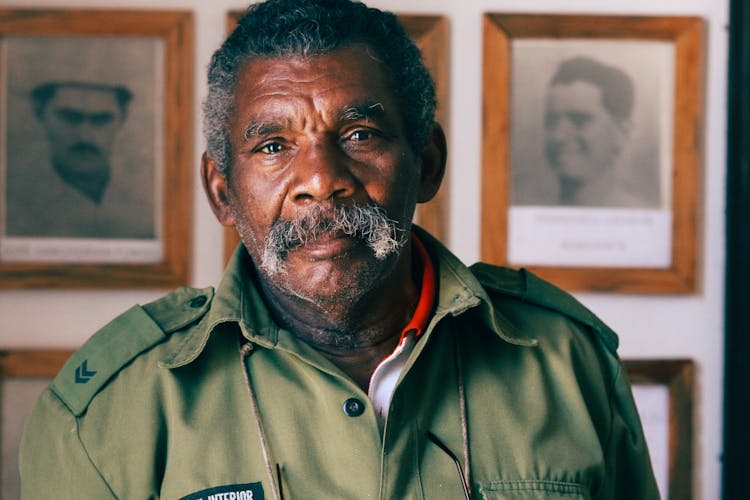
89,113,116,126
347,129,375,142
256,141,284,155
56,109,86,126
569,112,592,127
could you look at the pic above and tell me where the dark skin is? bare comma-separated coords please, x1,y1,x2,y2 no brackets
202,44,446,391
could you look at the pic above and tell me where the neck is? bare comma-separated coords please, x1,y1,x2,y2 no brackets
54,163,110,204
257,246,421,391
559,170,615,206
558,177,584,204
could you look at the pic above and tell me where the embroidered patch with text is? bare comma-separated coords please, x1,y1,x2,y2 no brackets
179,482,264,500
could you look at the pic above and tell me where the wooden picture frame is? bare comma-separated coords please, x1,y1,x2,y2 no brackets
0,10,193,288
222,12,449,264
482,15,703,293
0,350,71,498
624,359,694,500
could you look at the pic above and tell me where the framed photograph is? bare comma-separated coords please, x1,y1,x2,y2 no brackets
0,10,193,288
0,350,71,498
482,15,703,293
624,359,694,500
223,12,449,264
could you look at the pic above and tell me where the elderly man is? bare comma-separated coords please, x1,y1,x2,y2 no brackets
20,1,658,498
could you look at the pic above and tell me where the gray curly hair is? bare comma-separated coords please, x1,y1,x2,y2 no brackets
203,0,437,173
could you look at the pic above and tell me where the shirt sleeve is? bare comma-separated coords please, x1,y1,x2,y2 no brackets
599,362,661,500
19,389,117,499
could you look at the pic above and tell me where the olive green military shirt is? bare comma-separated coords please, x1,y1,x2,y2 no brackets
20,230,658,499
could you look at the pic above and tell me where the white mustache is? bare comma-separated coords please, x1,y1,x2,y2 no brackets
260,203,407,275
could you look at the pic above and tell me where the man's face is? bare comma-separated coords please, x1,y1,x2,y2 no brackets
544,80,627,184
39,86,123,178
212,45,434,304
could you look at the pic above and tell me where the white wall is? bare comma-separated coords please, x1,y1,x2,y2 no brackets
0,0,728,498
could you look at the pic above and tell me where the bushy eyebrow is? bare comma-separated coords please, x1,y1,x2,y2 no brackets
339,101,386,123
242,100,388,142
243,121,285,141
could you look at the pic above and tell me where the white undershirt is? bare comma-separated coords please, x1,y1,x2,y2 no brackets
367,332,417,431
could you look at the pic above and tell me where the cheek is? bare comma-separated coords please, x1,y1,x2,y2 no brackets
587,125,620,156
395,157,421,195
46,126,71,144
226,174,286,231
97,126,119,142
376,161,420,217
226,196,267,262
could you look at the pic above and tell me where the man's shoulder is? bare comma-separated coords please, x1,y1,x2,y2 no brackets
469,262,618,353
49,286,214,417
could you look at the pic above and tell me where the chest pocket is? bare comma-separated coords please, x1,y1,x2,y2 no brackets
479,480,590,499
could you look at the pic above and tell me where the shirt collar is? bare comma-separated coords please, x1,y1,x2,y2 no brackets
398,233,436,343
411,227,537,347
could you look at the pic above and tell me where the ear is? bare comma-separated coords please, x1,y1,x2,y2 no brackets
416,123,447,203
201,152,235,227
611,119,631,156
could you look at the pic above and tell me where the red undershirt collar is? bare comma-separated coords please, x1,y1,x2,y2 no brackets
398,233,436,343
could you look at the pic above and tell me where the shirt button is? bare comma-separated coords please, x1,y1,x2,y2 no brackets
343,398,365,417
189,295,207,308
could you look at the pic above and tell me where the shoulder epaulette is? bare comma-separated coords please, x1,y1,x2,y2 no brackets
50,286,214,416
470,263,619,353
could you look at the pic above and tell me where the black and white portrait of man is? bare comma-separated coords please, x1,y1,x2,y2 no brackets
510,41,673,210
30,80,133,205
2,36,163,240
543,56,637,207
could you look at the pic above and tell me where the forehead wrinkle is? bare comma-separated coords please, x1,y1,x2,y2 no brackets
241,113,324,142
242,102,387,142
238,88,311,141
240,83,392,142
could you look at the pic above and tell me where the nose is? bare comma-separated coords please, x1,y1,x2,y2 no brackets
72,116,107,145
76,121,97,142
289,141,358,204
547,116,575,144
